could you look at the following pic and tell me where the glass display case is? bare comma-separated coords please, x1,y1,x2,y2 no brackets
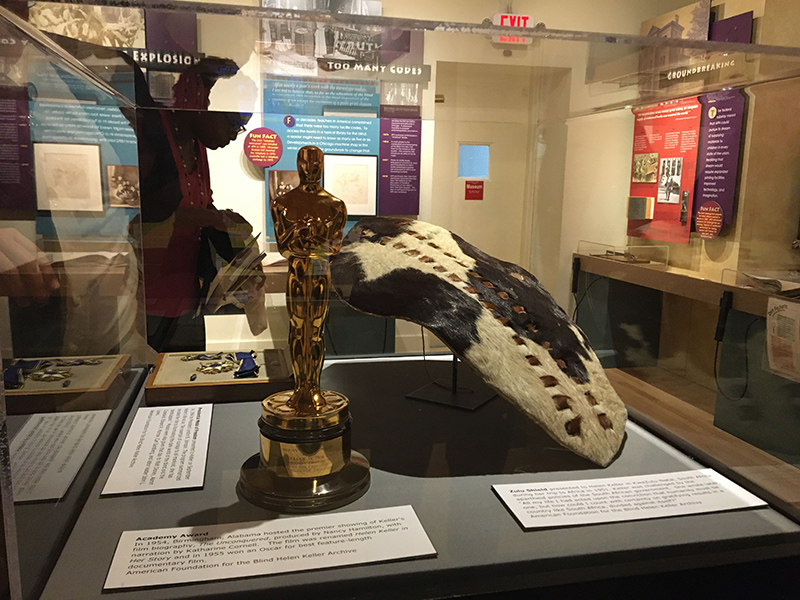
3,0,800,598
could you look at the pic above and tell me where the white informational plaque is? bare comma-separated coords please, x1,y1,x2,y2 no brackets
104,505,436,589
493,469,766,530
102,405,212,495
766,296,800,382
10,410,111,502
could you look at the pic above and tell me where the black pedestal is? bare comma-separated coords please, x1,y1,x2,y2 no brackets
406,356,496,411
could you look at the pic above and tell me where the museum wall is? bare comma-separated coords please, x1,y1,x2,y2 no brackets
10,0,784,352
185,0,750,344
525,68,570,299
733,0,800,273
737,79,800,273
548,0,783,307
605,1,800,396
430,62,535,262
527,0,795,396
620,0,799,279
200,9,266,250
381,0,698,33
194,0,701,310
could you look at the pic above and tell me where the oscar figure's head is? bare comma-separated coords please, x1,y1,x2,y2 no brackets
297,146,323,184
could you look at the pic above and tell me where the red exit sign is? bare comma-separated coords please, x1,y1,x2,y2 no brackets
492,13,534,45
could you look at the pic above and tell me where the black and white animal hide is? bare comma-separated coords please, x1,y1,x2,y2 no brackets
330,217,627,466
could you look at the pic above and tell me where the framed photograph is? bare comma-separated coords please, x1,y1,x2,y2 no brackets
29,3,146,48
638,1,710,94
632,152,659,183
268,170,301,208
657,157,683,204
323,154,378,216
34,143,103,212
261,0,322,67
106,165,140,208
640,0,710,41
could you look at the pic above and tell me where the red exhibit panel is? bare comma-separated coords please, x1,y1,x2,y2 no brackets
628,98,702,244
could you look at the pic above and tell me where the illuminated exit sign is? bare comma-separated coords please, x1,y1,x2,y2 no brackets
492,13,534,45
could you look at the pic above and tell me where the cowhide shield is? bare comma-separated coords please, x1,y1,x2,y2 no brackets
330,217,626,466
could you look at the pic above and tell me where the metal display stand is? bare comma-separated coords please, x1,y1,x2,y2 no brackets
405,355,497,410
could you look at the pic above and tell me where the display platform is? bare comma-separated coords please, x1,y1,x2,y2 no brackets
39,358,800,600
144,348,292,405
5,355,131,415
7,368,146,600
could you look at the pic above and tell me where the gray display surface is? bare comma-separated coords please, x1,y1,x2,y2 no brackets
9,369,145,600
41,359,800,600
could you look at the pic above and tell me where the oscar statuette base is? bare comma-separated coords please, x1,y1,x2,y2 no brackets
237,451,370,513
237,390,370,513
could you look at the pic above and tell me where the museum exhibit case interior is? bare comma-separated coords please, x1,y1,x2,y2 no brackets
4,0,800,598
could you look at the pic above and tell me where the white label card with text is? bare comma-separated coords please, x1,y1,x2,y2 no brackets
10,410,111,502
104,505,436,589
102,404,212,495
493,469,766,529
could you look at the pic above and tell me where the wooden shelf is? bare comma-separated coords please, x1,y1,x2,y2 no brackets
619,366,717,416
576,253,772,317
608,368,800,510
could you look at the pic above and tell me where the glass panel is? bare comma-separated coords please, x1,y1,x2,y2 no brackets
527,10,800,524
4,2,800,597
0,6,146,598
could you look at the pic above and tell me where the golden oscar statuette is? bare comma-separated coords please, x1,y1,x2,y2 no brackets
237,146,370,512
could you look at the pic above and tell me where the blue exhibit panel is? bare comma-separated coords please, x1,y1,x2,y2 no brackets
30,102,139,238
29,61,135,106
263,76,380,116
264,114,380,170
261,114,380,240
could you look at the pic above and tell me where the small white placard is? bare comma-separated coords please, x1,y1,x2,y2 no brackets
766,297,800,382
493,469,766,529
10,410,111,502
102,405,212,495
104,505,436,589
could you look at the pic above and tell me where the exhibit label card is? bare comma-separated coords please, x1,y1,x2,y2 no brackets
493,469,766,529
0,85,35,215
695,89,745,225
378,117,422,215
10,410,111,502
766,297,800,382
102,404,211,495
104,505,436,589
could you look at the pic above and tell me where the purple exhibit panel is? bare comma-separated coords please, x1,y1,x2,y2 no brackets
378,118,422,215
0,85,34,216
710,11,753,43
695,89,746,224
145,9,198,53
